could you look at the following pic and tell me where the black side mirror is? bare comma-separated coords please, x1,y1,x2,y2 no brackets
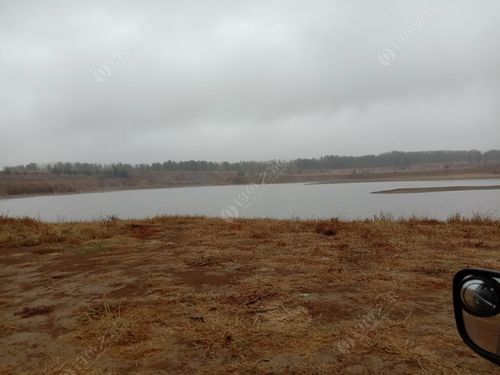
453,269,500,365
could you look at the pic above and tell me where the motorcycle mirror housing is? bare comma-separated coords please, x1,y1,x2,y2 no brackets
453,269,500,366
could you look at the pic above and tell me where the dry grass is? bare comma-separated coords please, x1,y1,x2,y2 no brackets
0,216,499,374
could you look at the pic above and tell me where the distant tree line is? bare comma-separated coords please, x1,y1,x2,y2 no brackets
1,160,273,177
294,150,500,170
3,150,500,176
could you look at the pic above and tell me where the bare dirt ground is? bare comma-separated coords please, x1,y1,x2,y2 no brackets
0,216,499,374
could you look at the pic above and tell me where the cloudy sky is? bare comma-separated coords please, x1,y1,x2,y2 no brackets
1,1,499,166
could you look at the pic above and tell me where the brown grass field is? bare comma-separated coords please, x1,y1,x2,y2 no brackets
0,215,499,374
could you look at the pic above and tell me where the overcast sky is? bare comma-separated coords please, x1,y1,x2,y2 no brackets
1,1,499,166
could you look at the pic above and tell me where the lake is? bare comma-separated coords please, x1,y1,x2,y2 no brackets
1,179,499,222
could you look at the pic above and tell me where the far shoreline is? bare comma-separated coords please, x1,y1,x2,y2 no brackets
307,174,500,186
0,182,236,201
1,175,500,200
371,185,500,194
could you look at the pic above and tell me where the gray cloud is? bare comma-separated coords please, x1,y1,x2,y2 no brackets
1,0,499,166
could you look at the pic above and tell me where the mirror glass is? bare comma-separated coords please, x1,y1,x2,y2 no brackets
463,311,500,355
461,277,500,355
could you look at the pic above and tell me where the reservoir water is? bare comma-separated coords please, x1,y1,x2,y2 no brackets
1,179,499,222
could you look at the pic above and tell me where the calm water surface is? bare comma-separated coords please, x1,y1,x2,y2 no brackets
1,179,499,222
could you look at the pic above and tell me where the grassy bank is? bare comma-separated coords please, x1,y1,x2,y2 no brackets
0,216,499,374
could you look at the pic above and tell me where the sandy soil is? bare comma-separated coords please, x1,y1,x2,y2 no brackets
0,216,499,374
